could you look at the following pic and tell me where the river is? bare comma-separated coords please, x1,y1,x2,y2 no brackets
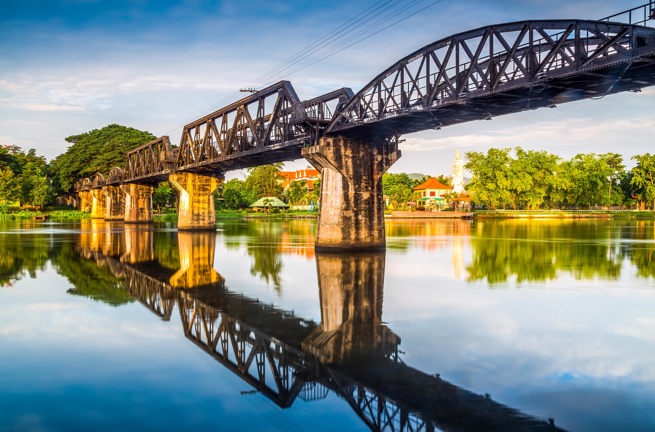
0,218,654,431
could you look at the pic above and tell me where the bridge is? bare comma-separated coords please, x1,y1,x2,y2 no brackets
75,223,565,431
73,3,655,249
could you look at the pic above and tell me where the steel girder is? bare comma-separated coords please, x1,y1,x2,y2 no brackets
327,19,655,137
90,172,105,189
124,135,176,185
174,81,353,175
106,167,125,185
75,177,92,192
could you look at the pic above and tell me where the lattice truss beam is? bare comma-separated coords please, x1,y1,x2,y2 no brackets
175,82,352,172
124,266,176,321
178,294,310,407
124,136,176,183
327,370,436,432
328,20,655,135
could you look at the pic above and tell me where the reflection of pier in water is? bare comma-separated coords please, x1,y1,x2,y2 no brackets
76,223,563,431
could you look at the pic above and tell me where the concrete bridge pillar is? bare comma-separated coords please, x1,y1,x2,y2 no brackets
89,189,107,219
78,191,92,212
169,231,223,289
169,172,223,231
302,136,400,251
121,183,155,223
302,251,399,364
103,185,125,221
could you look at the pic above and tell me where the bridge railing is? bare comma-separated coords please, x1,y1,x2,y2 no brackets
601,2,655,26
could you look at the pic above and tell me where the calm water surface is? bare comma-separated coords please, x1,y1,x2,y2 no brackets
1,218,654,432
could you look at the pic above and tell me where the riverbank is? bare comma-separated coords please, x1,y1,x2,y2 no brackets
473,210,655,219
386,211,473,219
4,208,652,222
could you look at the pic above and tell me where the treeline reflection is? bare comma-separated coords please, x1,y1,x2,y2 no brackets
467,220,655,284
2,219,654,292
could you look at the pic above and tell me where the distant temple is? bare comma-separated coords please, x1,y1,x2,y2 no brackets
452,150,465,194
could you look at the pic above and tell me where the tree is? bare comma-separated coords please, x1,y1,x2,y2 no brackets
600,153,625,206
382,173,415,208
286,180,311,205
631,153,655,210
218,179,256,209
244,163,283,199
465,148,514,209
0,167,19,204
510,148,560,209
49,124,156,194
152,182,175,214
19,162,51,206
560,153,611,208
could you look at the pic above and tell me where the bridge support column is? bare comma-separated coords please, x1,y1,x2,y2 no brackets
302,136,400,251
302,252,399,364
169,231,223,289
78,191,92,212
89,189,107,219
169,172,222,231
121,183,155,223
103,185,125,220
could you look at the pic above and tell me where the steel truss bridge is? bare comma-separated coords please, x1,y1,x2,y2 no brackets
77,241,564,432
75,3,655,191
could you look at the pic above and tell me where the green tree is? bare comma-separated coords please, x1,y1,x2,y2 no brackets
218,179,256,209
153,182,175,214
600,153,625,206
19,162,51,206
382,173,415,208
49,124,156,194
465,148,514,209
631,153,655,210
561,154,610,208
0,167,20,204
245,163,283,199
510,148,560,209
286,180,311,205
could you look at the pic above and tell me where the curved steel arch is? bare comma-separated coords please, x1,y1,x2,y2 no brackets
107,166,125,185
91,172,106,189
327,19,655,137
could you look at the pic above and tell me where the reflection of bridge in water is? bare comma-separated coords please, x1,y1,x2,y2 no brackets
76,223,563,431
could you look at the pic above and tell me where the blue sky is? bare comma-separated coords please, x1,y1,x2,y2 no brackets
1,0,654,177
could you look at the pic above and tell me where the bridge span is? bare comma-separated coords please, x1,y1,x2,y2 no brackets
73,3,655,249
74,224,565,431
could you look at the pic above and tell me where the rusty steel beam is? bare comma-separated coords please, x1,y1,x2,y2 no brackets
124,136,176,185
327,20,655,137
175,81,352,175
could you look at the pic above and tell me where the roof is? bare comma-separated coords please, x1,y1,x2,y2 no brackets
278,169,319,181
413,177,454,191
249,196,289,208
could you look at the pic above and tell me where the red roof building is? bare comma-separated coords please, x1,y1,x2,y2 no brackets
413,178,454,209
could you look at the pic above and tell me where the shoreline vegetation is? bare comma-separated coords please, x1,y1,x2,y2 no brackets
1,207,654,222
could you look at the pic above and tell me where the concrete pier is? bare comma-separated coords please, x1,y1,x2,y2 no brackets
89,189,107,219
302,136,400,251
78,190,92,213
122,183,155,223
169,172,222,231
103,185,125,221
